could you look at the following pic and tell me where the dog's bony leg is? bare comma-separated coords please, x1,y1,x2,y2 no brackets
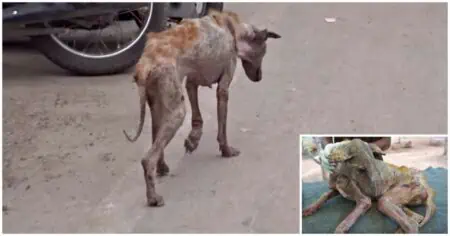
377,186,419,233
334,179,372,233
184,80,203,153
141,75,186,207
303,189,339,216
394,207,425,233
147,94,170,177
216,59,239,157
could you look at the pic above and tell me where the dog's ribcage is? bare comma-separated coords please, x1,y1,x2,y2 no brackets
177,17,237,86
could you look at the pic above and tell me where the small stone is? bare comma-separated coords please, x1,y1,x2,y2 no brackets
101,153,112,162
242,217,252,226
325,17,336,23
240,128,250,133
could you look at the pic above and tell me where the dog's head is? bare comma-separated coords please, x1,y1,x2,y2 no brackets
237,24,281,82
329,139,387,195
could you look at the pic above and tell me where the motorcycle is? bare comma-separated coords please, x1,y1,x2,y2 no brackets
3,2,224,76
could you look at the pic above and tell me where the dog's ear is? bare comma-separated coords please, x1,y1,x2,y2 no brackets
254,29,268,41
368,143,386,161
267,30,281,39
254,28,281,41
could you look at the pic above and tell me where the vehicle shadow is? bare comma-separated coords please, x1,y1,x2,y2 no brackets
3,40,72,79
3,40,134,84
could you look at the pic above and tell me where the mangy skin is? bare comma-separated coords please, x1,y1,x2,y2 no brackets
122,10,281,207
303,139,436,234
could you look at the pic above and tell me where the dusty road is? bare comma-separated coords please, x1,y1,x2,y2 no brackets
3,3,447,233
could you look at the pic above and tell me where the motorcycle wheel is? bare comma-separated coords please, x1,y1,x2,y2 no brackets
30,3,166,76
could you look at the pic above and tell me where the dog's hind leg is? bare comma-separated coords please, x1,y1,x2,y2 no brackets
147,94,170,177
184,80,203,153
394,207,424,233
141,74,186,207
377,187,420,233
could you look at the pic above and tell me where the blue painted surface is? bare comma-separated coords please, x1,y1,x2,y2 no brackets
302,167,448,233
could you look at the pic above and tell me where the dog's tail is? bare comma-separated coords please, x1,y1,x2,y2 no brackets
419,176,436,227
123,71,148,143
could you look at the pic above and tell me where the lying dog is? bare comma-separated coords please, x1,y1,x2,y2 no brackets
303,139,436,233
123,10,280,207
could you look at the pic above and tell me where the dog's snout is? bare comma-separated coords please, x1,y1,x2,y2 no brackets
250,67,262,82
255,68,262,81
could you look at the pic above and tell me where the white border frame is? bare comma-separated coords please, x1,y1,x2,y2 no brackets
299,134,449,235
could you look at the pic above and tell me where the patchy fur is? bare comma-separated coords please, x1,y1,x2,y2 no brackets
123,10,281,207
303,139,436,233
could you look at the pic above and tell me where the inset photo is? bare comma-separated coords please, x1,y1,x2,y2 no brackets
300,136,448,234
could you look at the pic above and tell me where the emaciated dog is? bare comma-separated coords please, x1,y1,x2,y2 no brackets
123,10,281,206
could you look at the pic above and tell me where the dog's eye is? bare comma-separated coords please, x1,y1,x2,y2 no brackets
358,167,366,174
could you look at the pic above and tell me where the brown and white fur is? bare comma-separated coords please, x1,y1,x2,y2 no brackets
123,10,281,207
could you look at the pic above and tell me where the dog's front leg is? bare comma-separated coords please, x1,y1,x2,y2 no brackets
216,60,239,157
334,177,372,233
184,80,203,153
303,189,339,216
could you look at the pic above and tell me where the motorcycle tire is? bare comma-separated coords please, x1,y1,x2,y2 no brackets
30,3,166,76
198,3,224,17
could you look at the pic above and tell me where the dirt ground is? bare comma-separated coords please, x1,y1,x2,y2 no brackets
301,137,448,183
2,2,448,233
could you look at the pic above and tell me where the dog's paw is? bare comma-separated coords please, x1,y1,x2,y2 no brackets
302,206,318,216
335,220,357,234
334,228,347,234
334,223,351,234
147,194,165,207
184,138,198,154
157,161,170,177
221,146,240,158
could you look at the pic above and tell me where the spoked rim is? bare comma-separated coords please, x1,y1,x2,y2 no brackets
195,2,206,16
48,3,153,59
